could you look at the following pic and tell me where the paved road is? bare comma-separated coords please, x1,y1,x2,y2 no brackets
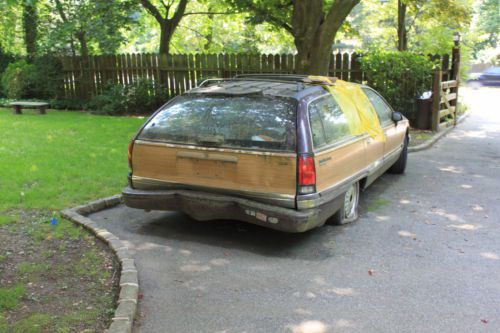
90,88,500,333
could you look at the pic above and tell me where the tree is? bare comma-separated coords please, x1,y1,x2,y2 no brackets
48,0,137,56
396,0,470,51
22,0,38,61
137,0,235,54
138,0,188,54
226,0,360,75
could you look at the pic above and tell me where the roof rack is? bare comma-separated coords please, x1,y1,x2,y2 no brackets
234,74,337,86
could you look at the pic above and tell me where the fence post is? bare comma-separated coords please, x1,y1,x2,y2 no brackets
431,68,442,132
451,45,461,126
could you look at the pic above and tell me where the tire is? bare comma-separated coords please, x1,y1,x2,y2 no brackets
388,135,408,174
329,182,360,225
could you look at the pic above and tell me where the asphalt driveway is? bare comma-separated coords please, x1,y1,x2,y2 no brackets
90,87,500,333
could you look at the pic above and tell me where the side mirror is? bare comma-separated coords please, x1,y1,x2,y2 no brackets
392,112,403,123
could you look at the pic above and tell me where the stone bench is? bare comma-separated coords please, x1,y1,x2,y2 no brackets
10,101,49,115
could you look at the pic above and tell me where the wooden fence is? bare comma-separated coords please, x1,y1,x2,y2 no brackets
430,47,461,131
59,51,454,101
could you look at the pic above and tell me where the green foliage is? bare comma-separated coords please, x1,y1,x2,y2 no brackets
48,98,85,110
86,79,164,115
42,0,138,55
360,50,435,120
1,56,62,99
1,59,35,98
30,56,63,99
0,46,16,96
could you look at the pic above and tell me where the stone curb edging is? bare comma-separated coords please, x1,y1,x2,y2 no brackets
61,195,136,333
408,112,469,153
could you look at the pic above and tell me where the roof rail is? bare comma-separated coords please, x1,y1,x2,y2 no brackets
234,74,337,86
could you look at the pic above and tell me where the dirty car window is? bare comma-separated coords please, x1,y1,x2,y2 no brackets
138,95,297,151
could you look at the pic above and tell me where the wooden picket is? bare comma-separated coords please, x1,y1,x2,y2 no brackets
59,51,453,101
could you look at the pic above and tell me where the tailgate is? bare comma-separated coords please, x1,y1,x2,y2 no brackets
131,140,297,208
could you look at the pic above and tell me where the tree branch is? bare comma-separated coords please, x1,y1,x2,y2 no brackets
171,0,188,26
183,11,237,16
323,0,360,36
53,0,68,23
139,0,164,23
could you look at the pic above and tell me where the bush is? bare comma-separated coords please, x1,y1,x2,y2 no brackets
360,50,436,121
86,79,165,115
48,98,85,110
31,56,63,99
1,60,35,99
0,47,15,97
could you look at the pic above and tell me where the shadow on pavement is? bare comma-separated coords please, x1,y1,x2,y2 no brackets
128,208,349,260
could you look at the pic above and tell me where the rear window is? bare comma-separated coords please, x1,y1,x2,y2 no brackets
138,94,297,151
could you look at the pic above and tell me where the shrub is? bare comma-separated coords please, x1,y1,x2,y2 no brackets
48,98,85,110
1,60,35,99
0,47,15,97
86,79,165,115
86,82,127,115
360,50,436,121
31,56,63,99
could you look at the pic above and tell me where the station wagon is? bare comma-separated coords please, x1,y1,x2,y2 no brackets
123,74,410,232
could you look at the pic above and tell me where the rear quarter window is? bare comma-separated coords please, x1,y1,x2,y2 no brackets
308,95,351,148
138,94,297,152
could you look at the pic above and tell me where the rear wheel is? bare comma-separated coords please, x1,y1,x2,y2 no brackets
330,182,360,225
388,135,408,174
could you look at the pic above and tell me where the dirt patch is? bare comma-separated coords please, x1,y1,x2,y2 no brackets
0,210,119,332
409,129,435,147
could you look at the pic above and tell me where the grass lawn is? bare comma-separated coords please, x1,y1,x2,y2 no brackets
0,108,145,332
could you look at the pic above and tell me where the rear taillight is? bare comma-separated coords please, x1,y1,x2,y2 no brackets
298,155,316,194
128,140,134,171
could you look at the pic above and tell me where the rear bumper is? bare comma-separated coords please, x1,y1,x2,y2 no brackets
122,186,343,233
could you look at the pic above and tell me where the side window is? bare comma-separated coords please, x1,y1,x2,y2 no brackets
362,88,393,125
308,95,351,148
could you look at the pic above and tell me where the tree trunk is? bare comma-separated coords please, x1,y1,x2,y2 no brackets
397,0,408,51
22,0,38,62
292,0,360,75
159,22,174,54
76,31,89,58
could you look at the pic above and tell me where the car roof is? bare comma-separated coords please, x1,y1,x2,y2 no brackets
187,75,337,100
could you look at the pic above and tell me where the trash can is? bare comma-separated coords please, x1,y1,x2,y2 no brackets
415,91,432,130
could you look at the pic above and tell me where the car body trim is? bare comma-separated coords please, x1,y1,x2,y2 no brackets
131,176,297,208
134,140,296,157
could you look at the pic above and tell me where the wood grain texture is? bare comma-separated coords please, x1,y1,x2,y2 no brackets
314,139,369,192
132,142,297,195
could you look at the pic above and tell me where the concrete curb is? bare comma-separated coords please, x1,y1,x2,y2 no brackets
408,112,469,153
61,195,136,333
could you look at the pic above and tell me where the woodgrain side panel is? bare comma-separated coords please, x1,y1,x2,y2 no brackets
314,140,369,192
132,142,297,195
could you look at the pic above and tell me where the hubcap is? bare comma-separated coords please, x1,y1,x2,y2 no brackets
343,183,359,220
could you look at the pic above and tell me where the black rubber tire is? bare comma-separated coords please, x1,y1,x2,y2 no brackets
328,182,360,225
388,135,409,174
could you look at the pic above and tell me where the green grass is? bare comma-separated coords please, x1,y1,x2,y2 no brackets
0,284,26,311
0,108,142,331
0,108,145,211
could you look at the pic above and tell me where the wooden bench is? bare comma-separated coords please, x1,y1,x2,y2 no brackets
10,101,49,115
